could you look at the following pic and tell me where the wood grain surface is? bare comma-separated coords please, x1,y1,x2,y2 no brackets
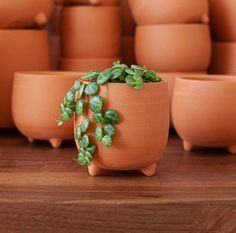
0,130,236,233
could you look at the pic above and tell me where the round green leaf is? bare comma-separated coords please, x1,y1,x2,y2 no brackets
131,64,146,72
85,150,93,161
78,83,85,98
80,117,90,133
87,144,96,155
97,71,111,85
94,127,103,141
73,80,81,91
104,109,120,125
104,124,115,137
65,107,73,118
89,96,103,113
82,134,90,148
76,99,83,116
85,82,99,96
60,103,66,112
76,126,82,140
81,70,99,81
102,135,112,147
79,139,85,148
66,91,75,102
92,113,104,124
61,111,70,121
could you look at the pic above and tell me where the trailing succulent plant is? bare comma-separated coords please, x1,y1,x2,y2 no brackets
57,61,162,166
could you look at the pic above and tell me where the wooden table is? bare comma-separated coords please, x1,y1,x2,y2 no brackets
0,130,236,233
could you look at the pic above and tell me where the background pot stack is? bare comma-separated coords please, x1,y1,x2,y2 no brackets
0,0,52,129
60,0,122,72
208,0,236,75
129,0,212,127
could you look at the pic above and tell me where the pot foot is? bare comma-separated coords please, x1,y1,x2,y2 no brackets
228,145,236,154
183,141,195,152
201,13,210,24
28,137,34,143
49,138,63,149
141,163,157,177
88,164,104,176
35,12,48,27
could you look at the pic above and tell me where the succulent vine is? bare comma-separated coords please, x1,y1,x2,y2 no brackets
57,61,162,166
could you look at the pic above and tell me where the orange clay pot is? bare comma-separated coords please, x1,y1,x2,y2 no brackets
135,25,212,72
121,0,135,35
121,36,135,66
209,0,236,42
63,0,121,5
50,35,61,70
129,0,209,25
0,0,54,29
60,57,121,72
61,6,121,58
208,43,236,75
0,30,50,129
172,75,236,153
74,82,169,176
12,71,85,148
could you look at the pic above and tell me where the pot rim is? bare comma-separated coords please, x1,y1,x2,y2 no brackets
15,71,85,78
176,75,236,83
62,5,120,11
136,24,209,29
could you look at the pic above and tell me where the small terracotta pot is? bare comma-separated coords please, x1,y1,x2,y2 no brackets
209,0,236,42
129,0,209,25
60,57,121,72
63,0,121,5
0,30,50,129
172,75,236,153
209,43,236,75
121,36,135,66
135,25,212,72
61,6,121,58
12,71,85,148
50,36,61,70
0,0,54,29
74,82,169,176
121,0,135,35
50,4,62,35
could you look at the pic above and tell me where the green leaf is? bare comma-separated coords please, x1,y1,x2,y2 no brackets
104,124,116,137
111,68,123,80
94,127,103,141
104,109,120,125
78,152,91,166
60,103,66,112
81,70,99,81
76,126,82,140
85,82,99,96
65,107,73,118
102,135,112,147
78,83,85,98
92,113,104,124
79,139,85,148
64,101,76,111
97,72,110,85
73,80,81,91
76,99,83,116
143,70,159,82
85,150,93,161
66,91,75,102
125,74,143,90
61,111,70,121
131,64,146,72
82,134,90,148
80,117,90,133
125,68,135,75
89,96,103,113
87,144,96,155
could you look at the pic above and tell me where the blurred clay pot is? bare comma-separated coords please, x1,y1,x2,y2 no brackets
60,57,121,72
50,4,62,35
12,71,85,148
121,0,135,35
75,82,169,176
121,36,135,66
209,43,236,75
0,0,54,29
129,0,209,25
172,75,236,153
61,6,121,58
0,30,50,129
209,0,236,41
135,24,212,72
50,35,61,70
63,0,121,5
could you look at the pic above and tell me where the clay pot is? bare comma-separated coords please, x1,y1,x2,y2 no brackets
121,0,135,35
60,57,121,72
135,25,212,72
63,0,121,5
50,4,62,35
74,82,169,176
0,30,50,129
172,75,236,153
61,6,121,58
12,71,85,148
121,36,135,66
129,0,209,25
209,43,236,75
209,0,236,41
50,36,61,70
0,0,54,29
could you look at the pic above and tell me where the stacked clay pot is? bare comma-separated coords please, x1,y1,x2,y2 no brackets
0,1,52,129
209,0,236,75
129,0,211,126
60,0,122,72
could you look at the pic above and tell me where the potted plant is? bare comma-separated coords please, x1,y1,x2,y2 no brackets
57,61,169,176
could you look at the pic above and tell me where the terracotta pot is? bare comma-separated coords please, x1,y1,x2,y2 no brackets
60,57,121,72
50,4,62,35
50,36,61,70
63,0,121,5
209,43,236,75
172,75,236,153
0,30,50,129
12,71,85,148
74,82,169,176
159,72,206,128
121,36,135,66
0,0,54,29
209,0,236,41
135,25,212,72
129,0,209,25
121,0,135,35
61,6,121,59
